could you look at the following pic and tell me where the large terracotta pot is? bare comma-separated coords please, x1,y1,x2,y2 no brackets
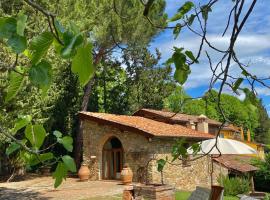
40,166,51,175
121,164,133,185
78,164,90,181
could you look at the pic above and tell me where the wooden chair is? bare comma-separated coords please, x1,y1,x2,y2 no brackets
209,185,224,200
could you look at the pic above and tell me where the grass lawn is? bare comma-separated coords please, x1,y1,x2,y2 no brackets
176,191,239,200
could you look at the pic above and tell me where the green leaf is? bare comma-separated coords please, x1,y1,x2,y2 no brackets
58,136,73,152
188,14,195,26
169,1,194,22
174,64,191,85
61,34,83,59
171,146,181,162
71,42,94,86
0,17,16,39
171,139,188,161
173,49,186,67
241,69,249,76
29,32,54,64
12,115,32,133
7,34,27,53
201,5,212,21
6,142,20,156
5,69,25,102
70,21,80,35
191,143,200,155
157,159,166,172
62,155,76,172
165,57,174,66
29,152,54,166
16,12,27,36
232,78,243,92
171,50,191,85
25,124,46,149
54,20,65,36
185,50,198,63
53,161,68,188
29,60,52,88
173,23,181,39
53,130,62,138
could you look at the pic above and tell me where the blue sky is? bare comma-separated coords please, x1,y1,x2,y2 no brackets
149,0,270,115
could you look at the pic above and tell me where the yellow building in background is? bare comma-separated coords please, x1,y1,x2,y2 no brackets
220,125,265,159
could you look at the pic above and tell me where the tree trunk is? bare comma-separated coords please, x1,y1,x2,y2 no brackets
74,48,105,169
74,78,95,169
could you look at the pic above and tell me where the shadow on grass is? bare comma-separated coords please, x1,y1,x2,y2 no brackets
0,187,51,200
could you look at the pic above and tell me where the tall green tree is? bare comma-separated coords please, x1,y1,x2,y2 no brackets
163,86,189,113
124,48,175,113
88,60,129,114
44,0,167,166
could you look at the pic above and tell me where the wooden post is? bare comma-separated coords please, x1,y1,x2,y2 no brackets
250,172,255,193
210,156,214,186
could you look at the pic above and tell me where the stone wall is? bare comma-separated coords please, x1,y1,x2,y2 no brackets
151,154,228,191
82,120,153,181
82,119,228,191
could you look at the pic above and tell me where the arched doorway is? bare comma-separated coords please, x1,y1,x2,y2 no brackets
102,137,123,180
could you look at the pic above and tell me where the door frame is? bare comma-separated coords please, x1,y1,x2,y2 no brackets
102,145,123,180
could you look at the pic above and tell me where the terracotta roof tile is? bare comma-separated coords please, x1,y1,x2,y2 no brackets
213,155,258,173
133,108,222,126
79,111,214,139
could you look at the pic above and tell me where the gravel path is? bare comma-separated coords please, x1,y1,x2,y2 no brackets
0,176,123,200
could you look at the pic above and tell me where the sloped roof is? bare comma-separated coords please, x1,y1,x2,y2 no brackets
133,108,222,126
213,155,258,173
79,111,214,139
222,124,241,132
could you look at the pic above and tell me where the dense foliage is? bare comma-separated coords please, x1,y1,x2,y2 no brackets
88,48,175,114
218,175,250,196
252,154,270,192
164,87,270,143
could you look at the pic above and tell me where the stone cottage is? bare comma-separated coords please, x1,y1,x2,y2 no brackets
79,111,257,191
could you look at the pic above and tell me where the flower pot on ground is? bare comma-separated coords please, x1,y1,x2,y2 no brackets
40,166,51,175
78,164,90,181
133,183,175,200
121,164,133,185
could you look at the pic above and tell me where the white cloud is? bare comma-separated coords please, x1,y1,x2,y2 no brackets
154,34,270,60
152,34,270,90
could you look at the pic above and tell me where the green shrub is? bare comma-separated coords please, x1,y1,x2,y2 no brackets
218,175,250,196
251,154,270,192
264,194,270,200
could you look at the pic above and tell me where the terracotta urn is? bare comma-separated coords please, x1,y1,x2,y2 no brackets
40,166,51,175
78,164,90,181
121,164,133,185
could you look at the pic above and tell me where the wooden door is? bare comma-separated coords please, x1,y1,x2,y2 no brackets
102,148,123,179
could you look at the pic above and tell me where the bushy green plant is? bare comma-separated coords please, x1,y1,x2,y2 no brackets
218,175,250,196
264,194,270,200
252,154,270,192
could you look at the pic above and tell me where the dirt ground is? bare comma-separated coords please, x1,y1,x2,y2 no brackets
0,175,123,200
